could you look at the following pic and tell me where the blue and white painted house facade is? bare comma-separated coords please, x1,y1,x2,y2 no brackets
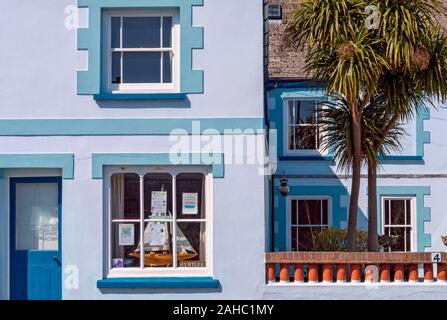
1,0,447,301
0,0,267,300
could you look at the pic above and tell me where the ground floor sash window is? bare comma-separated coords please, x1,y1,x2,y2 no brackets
108,167,210,275
290,197,330,251
382,197,415,252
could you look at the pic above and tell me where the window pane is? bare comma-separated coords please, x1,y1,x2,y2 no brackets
123,52,161,83
390,200,405,225
298,227,320,251
298,200,322,225
405,227,411,252
322,200,328,225
144,173,172,220
162,17,172,48
289,101,298,125
123,17,161,48
112,222,140,268
288,126,295,150
142,221,173,267
385,200,390,225
111,52,121,84
296,126,317,149
111,17,121,48
390,227,405,252
15,183,59,251
176,173,205,220
291,227,298,251
162,52,172,83
291,200,297,225
111,173,140,220
298,100,317,124
406,200,411,224
176,222,206,268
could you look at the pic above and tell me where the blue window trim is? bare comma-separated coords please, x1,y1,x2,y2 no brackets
97,277,220,289
0,154,74,179
268,85,328,160
92,153,225,179
373,186,431,252
273,184,348,251
0,118,264,136
268,84,431,163
77,0,204,96
93,93,187,101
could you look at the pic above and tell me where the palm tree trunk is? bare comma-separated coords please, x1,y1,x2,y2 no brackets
346,114,362,251
367,160,379,252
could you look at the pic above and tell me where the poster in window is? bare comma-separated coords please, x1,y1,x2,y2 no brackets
118,224,135,246
112,258,124,268
149,223,167,246
182,193,198,215
151,191,167,216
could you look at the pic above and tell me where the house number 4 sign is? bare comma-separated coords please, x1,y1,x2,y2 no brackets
432,253,442,263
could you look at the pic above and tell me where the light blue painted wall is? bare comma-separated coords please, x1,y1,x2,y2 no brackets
0,0,264,119
0,0,267,300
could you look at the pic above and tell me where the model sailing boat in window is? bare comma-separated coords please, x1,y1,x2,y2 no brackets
128,186,198,267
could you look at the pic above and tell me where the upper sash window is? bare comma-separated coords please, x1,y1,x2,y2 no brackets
106,11,179,93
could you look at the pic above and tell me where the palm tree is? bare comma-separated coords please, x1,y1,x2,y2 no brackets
319,96,405,251
286,0,445,251
366,26,447,251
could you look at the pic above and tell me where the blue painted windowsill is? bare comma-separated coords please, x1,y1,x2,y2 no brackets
279,156,334,161
97,277,220,289
93,93,187,101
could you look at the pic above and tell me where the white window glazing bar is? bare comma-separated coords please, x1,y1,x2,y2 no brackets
140,175,145,269
172,175,177,268
160,16,164,84
120,17,124,84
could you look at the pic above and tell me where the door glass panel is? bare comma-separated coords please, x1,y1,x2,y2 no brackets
16,183,59,251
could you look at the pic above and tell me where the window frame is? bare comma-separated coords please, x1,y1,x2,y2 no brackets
104,10,181,94
286,196,332,251
283,98,327,156
381,196,417,252
105,165,213,278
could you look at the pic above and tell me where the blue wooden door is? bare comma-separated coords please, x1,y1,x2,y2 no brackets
10,177,62,300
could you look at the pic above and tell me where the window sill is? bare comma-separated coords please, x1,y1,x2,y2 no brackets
96,277,220,289
93,93,187,101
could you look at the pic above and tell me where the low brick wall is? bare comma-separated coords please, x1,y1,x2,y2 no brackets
265,252,447,284
265,252,447,264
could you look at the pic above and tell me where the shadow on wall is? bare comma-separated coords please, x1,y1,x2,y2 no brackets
95,97,192,109
98,286,222,296
273,160,368,252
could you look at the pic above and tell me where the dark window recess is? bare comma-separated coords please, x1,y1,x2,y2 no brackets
268,5,282,20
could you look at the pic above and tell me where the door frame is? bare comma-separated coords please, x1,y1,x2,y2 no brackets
9,176,62,300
